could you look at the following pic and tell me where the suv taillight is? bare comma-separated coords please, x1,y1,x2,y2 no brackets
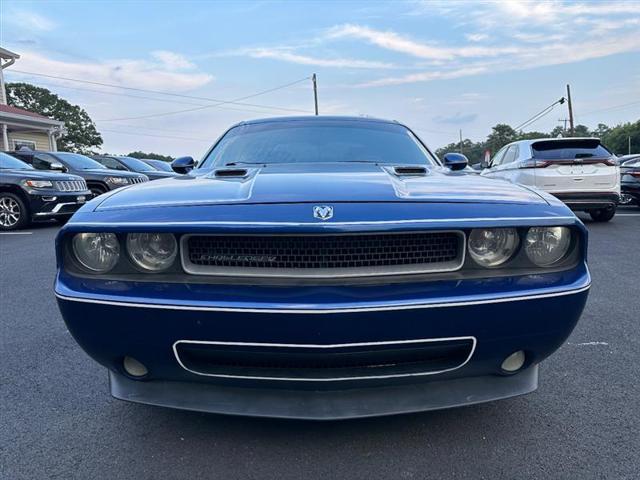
519,159,550,168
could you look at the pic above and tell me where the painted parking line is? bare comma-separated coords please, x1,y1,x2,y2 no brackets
0,231,33,235
616,213,640,216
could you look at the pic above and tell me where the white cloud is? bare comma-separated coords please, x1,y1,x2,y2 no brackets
327,24,519,60
244,48,395,69
358,66,490,87
6,9,56,31
465,33,488,42
10,50,213,92
151,51,195,70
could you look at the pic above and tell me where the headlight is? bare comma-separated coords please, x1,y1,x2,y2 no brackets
105,177,129,185
72,233,120,273
24,180,53,188
468,228,519,267
525,227,571,266
127,233,177,272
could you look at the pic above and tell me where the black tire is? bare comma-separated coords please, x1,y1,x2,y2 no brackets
589,205,617,222
0,192,29,231
89,185,107,197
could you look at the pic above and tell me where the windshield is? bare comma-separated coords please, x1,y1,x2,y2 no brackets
532,139,612,159
200,121,438,169
95,156,127,171
119,157,158,171
54,152,107,170
145,159,173,172
0,152,34,170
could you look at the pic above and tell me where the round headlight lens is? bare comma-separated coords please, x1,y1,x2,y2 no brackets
127,233,177,272
525,227,571,266
468,228,519,267
72,233,120,273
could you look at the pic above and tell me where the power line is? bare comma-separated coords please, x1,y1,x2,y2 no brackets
8,70,313,115
99,128,210,142
514,97,566,131
29,81,294,115
578,99,640,117
97,76,313,121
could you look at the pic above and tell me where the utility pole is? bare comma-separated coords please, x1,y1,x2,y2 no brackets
459,129,463,154
312,74,318,115
566,84,574,136
558,118,569,131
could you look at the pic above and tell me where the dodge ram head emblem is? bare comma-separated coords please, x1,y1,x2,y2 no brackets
313,205,333,221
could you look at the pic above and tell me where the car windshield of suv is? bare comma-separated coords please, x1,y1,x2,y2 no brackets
145,159,173,171
0,152,34,170
95,156,127,171
54,152,107,170
622,158,640,167
532,139,612,159
201,121,439,168
119,157,158,172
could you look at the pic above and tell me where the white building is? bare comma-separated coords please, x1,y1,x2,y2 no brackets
0,46,65,151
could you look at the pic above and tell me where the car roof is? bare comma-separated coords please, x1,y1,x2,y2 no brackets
233,115,402,128
509,137,601,147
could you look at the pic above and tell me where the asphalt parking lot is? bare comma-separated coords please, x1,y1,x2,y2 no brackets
1,210,639,480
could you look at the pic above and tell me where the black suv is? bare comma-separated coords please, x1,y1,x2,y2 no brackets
0,152,92,230
91,155,179,180
9,150,148,197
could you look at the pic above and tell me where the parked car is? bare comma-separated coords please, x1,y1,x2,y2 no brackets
91,155,178,180
139,158,175,173
618,156,640,206
481,138,620,222
55,116,589,420
9,150,148,197
0,152,91,230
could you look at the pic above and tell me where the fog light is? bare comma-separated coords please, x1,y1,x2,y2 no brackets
501,350,526,372
123,356,148,377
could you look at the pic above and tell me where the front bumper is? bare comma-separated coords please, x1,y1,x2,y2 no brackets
550,192,620,211
29,190,92,219
56,268,590,419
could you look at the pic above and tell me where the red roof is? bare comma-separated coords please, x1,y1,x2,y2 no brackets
0,104,51,120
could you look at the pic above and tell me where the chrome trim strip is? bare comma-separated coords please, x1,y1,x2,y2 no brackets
172,336,477,382
55,283,590,314
33,202,78,216
70,216,577,228
180,231,466,279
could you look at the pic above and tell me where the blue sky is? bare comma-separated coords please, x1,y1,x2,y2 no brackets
1,0,639,157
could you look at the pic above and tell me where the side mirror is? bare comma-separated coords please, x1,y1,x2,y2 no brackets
50,162,67,172
442,153,469,171
171,156,195,174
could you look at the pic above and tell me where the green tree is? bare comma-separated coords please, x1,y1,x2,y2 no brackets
485,124,517,155
600,120,640,155
6,82,102,153
573,124,591,137
435,139,486,165
127,151,174,162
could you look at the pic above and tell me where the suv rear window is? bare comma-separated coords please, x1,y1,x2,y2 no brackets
532,139,611,159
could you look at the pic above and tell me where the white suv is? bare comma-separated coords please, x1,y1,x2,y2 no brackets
481,138,620,222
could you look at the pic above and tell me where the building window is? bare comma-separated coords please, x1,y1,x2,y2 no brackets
12,139,36,151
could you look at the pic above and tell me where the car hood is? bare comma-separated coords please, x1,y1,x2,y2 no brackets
95,163,547,211
0,169,83,181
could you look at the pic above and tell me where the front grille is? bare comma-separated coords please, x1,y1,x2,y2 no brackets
129,177,147,184
182,231,464,278
174,338,475,381
55,180,87,192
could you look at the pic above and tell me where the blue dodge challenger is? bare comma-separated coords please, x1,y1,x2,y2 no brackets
55,116,590,419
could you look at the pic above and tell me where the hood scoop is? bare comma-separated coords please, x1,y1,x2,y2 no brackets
214,168,249,178
392,166,428,176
